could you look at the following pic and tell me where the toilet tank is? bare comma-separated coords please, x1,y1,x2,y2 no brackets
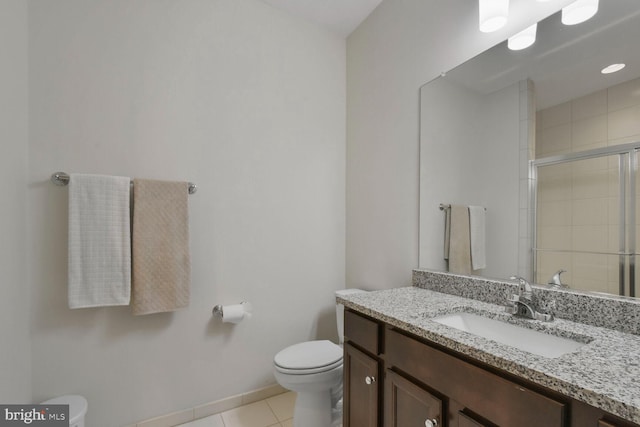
335,289,367,345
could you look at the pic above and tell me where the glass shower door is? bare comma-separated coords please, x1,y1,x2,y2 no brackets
534,147,635,296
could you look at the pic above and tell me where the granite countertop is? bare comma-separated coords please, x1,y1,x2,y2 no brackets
337,286,640,424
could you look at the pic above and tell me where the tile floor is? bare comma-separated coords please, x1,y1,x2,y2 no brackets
176,392,296,427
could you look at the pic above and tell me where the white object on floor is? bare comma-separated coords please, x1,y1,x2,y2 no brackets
40,395,87,427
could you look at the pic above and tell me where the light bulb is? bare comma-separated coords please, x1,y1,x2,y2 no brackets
562,0,599,25
479,0,509,33
508,23,537,51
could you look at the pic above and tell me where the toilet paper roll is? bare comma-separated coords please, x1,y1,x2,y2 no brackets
221,303,247,324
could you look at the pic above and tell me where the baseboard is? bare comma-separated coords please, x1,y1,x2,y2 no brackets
133,383,288,427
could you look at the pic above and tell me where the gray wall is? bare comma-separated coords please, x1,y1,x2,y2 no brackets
0,0,30,403
346,0,574,289
420,80,520,278
27,0,345,425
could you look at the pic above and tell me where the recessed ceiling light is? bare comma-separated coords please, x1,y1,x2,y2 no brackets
601,63,626,74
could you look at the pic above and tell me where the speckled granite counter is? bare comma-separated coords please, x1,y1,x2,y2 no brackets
337,286,640,424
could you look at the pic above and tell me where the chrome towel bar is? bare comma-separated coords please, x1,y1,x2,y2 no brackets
50,171,197,195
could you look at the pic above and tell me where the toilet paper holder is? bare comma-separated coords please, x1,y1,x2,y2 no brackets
211,304,222,317
212,302,251,317
212,305,225,317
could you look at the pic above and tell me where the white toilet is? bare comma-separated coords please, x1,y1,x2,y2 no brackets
273,289,366,427
40,395,88,427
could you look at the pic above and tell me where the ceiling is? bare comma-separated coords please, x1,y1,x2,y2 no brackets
444,0,640,110
260,0,383,37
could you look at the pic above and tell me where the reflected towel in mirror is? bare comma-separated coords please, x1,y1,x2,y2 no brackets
469,205,486,270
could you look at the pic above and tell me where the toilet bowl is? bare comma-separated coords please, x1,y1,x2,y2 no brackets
40,395,88,427
273,289,366,427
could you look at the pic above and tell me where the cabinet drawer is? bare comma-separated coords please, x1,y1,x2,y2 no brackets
386,328,567,427
345,309,380,355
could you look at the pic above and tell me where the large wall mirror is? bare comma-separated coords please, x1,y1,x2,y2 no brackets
419,0,640,298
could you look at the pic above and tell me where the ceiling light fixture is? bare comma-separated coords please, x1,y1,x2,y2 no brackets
508,23,537,50
561,0,599,25
479,0,509,33
601,63,626,74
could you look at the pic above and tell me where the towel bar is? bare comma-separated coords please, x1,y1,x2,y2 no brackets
51,172,197,195
440,203,486,211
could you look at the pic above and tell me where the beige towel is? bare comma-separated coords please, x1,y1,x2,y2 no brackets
132,179,191,315
447,205,471,275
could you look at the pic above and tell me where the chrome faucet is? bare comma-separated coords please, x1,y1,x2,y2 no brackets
548,269,568,288
505,276,554,321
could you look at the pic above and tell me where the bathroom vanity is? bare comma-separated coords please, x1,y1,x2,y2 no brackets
339,270,640,427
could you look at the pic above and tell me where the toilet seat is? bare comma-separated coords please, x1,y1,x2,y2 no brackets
274,340,343,375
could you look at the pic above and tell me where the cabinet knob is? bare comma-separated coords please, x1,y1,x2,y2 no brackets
424,419,438,427
365,376,376,385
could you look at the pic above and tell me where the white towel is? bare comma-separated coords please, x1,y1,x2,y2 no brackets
443,206,451,261
468,205,486,270
68,174,132,308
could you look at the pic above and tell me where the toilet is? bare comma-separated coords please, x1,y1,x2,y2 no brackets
40,395,88,427
273,289,366,427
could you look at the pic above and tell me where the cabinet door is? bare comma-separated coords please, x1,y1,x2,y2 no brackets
344,342,379,427
458,411,495,427
385,370,442,427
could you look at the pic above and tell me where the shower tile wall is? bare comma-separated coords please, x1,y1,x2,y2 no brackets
535,77,640,294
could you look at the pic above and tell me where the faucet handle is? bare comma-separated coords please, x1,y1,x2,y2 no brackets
534,312,554,322
509,275,533,300
504,304,518,315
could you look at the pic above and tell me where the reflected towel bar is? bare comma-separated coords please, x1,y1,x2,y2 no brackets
439,203,486,211
50,171,197,195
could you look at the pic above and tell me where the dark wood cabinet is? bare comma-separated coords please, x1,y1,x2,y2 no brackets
457,411,493,427
570,400,640,427
344,342,380,427
596,420,640,427
343,310,382,427
343,308,640,427
386,328,566,427
385,370,442,427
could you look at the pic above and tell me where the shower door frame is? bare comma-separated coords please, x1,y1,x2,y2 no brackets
531,141,640,297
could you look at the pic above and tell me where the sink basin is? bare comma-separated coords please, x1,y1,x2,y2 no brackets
431,312,588,358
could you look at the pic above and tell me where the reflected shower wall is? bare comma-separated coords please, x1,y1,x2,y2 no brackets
533,77,640,296
535,156,622,294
